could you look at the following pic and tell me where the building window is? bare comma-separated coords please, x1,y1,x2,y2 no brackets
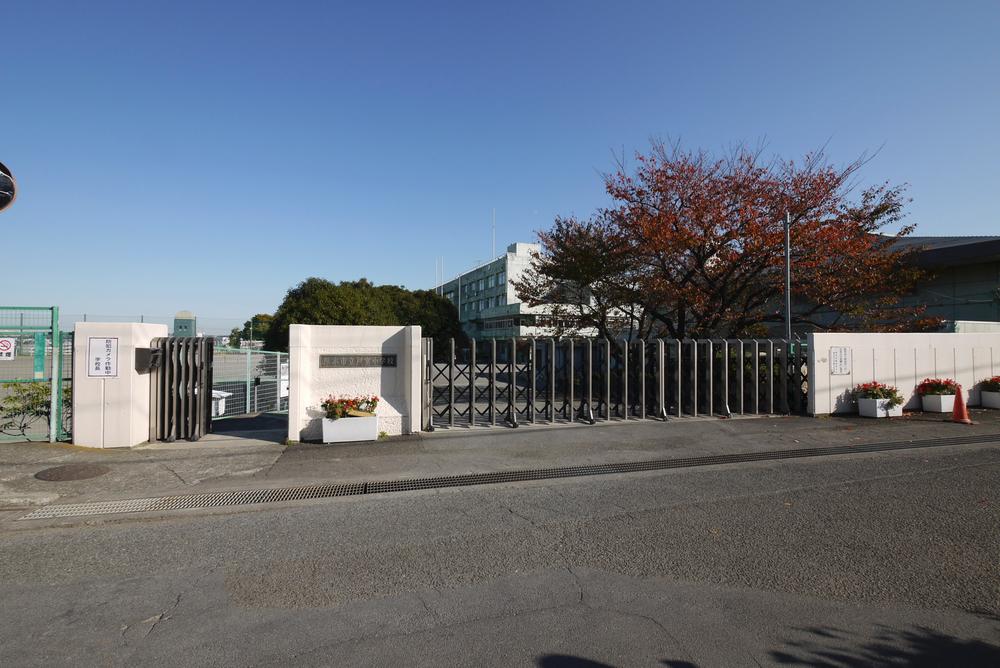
478,279,484,291
497,271,505,286
487,274,495,288
444,291,454,302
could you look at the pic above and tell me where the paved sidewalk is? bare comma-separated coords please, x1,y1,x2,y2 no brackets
2,409,1000,515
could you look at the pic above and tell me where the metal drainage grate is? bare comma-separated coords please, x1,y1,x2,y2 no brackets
18,432,1000,521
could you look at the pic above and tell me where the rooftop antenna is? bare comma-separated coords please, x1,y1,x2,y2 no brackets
491,207,496,258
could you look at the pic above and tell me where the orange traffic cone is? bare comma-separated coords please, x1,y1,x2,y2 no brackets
952,386,973,425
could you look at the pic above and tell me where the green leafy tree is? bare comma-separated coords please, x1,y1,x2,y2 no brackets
227,313,274,348
265,278,463,351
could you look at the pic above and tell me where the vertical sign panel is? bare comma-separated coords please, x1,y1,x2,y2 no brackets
87,337,119,378
829,346,851,375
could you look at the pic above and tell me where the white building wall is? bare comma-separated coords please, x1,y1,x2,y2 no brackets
808,332,1000,415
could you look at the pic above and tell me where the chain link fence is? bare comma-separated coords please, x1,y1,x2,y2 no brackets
211,346,288,418
0,307,71,442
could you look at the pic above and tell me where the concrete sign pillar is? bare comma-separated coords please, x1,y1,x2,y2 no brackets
72,322,167,448
288,325,422,442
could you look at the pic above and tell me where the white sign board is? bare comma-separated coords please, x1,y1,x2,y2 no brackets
87,337,119,377
279,361,289,398
0,337,15,360
829,346,851,375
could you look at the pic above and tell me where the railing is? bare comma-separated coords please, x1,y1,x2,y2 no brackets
422,337,809,430
211,347,289,418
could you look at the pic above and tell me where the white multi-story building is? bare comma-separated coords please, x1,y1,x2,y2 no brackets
434,242,575,340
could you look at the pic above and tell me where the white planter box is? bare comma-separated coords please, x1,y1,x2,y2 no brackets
921,394,955,413
321,416,378,443
982,390,1000,409
858,397,902,418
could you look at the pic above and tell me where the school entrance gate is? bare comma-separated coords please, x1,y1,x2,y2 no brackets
422,337,808,430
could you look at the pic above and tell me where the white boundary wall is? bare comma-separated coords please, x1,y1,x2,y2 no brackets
288,325,421,442
73,322,168,448
808,332,1000,415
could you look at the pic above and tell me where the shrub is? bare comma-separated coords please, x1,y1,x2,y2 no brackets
916,378,959,396
321,395,379,420
853,382,903,408
1,382,70,440
980,376,1000,392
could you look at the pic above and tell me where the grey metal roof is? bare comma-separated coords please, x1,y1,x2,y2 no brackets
886,235,1000,267
890,235,1000,251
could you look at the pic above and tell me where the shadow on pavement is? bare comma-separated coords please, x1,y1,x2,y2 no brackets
770,625,1000,667
209,413,287,443
536,656,615,668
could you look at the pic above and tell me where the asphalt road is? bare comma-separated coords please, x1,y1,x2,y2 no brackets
2,443,999,667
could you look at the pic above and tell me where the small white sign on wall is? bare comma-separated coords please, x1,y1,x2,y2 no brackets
0,337,15,360
87,337,119,377
279,361,289,398
829,346,851,375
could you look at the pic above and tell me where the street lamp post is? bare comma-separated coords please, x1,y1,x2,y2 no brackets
784,211,792,342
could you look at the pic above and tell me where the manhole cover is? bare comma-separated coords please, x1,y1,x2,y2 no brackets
35,464,111,482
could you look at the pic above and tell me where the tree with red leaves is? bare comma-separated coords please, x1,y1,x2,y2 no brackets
515,140,936,339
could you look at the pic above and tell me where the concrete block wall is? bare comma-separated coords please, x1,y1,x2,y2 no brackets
808,332,1000,415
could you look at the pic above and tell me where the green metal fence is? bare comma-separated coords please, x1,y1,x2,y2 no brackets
211,346,288,418
0,306,71,442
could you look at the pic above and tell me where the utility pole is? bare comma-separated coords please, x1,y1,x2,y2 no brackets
491,208,496,258
784,211,792,341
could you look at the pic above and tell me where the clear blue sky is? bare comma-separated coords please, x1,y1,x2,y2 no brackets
5,0,998,329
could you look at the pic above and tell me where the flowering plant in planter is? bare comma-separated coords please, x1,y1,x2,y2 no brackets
915,378,959,396
853,382,903,408
980,376,1000,409
321,395,379,420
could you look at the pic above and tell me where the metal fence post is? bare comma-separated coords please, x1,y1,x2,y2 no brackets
584,338,594,424
490,338,497,426
508,338,518,427
780,340,790,415
604,339,611,420
48,306,61,443
529,338,536,423
528,337,538,424
622,339,629,420
691,340,698,417
738,340,745,415
567,338,574,422
768,340,775,414
675,339,682,418
244,348,252,414
720,340,731,417
275,352,282,412
657,339,667,420
638,341,646,420
449,338,455,427
751,340,758,414
470,338,476,427
548,338,556,422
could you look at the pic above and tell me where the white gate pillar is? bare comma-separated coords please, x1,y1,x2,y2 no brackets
287,325,423,442
72,322,168,448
